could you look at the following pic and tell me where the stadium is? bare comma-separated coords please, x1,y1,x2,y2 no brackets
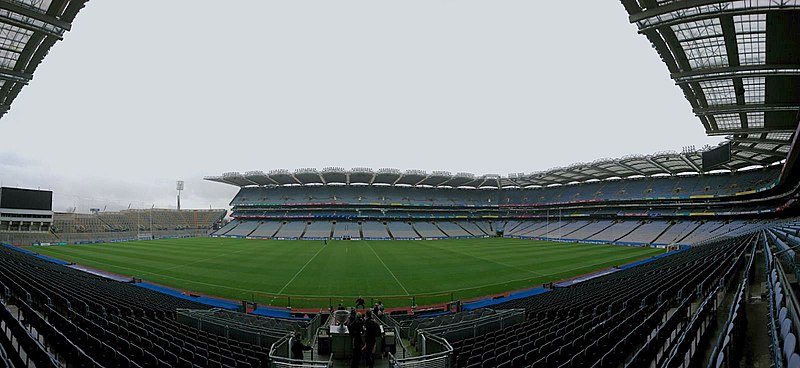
0,1,800,368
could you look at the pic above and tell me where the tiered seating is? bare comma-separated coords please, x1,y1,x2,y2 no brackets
412,222,447,238
565,220,613,240
387,222,418,239
225,221,260,237
301,222,332,239
539,220,589,239
0,246,280,367
585,221,642,242
764,231,800,368
249,221,282,238
458,222,487,237
616,221,670,244
437,222,472,237
362,221,390,239
332,222,360,239
449,236,749,367
231,168,779,208
273,221,306,239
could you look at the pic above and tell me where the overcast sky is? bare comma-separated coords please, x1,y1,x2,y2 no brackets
0,1,721,212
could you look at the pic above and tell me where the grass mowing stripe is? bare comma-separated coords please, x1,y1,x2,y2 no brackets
275,242,328,295
423,241,545,277
153,245,256,273
33,238,663,308
365,241,410,295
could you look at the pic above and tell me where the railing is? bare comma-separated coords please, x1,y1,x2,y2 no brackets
415,309,525,347
381,314,408,359
704,231,758,368
656,235,752,368
306,313,323,344
268,333,332,368
176,309,290,348
765,238,785,368
390,331,452,368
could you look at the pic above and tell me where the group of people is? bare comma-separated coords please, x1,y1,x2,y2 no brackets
354,296,385,317
345,308,381,368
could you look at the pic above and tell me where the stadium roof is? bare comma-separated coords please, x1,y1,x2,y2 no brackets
204,147,784,189
620,0,800,167
209,1,799,190
0,0,88,119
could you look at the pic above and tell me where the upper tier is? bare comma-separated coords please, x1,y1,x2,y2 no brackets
230,166,779,208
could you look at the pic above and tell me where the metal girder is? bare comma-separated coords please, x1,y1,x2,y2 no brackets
673,65,800,84
695,104,800,115
729,136,793,145
629,0,729,23
616,161,648,176
0,68,31,84
730,154,764,166
733,145,786,158
646,157,674,175
709,128,795,136
680,154,703,173
0,1,71,31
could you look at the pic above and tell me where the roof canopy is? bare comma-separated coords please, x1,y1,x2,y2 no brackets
205,149,782,189
620,0,800,167
0,0,88,119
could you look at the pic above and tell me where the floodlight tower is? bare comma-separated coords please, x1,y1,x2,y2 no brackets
176,180,184,211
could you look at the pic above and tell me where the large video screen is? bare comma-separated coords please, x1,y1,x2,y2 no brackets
702,143,732,171
0,187,53,211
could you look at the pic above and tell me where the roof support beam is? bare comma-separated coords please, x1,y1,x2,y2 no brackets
629,0,732,23
673,65,800,84
616,161,648,176
733,145,786,157
708,127,796,136
695,104,800,115
730,153,767,166
679,154,703,173
728,137,793,145
0,1,71,31
646,158,674,175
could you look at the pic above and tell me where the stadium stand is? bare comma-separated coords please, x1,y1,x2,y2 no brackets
459,222,487,237
250,221,283,238
225,220,260,237
362,221,390,239
387,221,419,239
0,245,301,368
273,221,306,239
449,235,752,367
302,221,333,239
437,222,472,238
332,221,360,239
412,222,448,239
616,220,671,244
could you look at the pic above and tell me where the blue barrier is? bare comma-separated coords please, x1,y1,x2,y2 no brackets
1,243,71,265
462,287,551,311
618,246,689,270
135,282,240,310
251,306,310,320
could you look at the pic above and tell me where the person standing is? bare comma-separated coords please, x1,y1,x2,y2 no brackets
291,332,312,360
347,311,364,368
355,296,366,309
363,310,381,368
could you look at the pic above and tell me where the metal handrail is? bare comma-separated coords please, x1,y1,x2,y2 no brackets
268,333,332,368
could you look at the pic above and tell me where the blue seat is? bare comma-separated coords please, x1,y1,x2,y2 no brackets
785,333,797,363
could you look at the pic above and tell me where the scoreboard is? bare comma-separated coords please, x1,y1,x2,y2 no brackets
0,187,53,211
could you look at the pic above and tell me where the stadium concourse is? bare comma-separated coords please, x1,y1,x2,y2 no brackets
1,1,800,368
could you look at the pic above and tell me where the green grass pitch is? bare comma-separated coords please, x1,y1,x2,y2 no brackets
33,238,663,309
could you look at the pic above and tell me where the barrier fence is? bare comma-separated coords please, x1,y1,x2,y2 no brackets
252,292,457,310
